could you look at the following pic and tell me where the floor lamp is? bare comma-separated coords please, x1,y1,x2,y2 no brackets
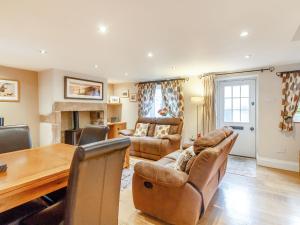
191,96,204,137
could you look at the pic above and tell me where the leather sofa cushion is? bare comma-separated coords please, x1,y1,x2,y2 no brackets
193,129,226,154
147,124,156,136
129,136,141,152
164,150,182,161
140,137,164,155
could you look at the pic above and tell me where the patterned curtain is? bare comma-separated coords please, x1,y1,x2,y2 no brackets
279,72,300,132
161,80,184,119
137,82,156,117
201,74,216,134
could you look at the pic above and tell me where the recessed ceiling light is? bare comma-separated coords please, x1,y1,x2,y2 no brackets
245,54,252,59
240,31,249,37
39,49,47,54
98,25,108,34
147,52,154,58
94,64,99,69
124,72,129,76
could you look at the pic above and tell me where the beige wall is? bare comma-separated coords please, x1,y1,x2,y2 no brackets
256,64,300,171
110,63,300,171
0,65,39,146
108,83,138,129
38,69,108,145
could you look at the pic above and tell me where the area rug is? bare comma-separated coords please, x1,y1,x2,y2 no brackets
227,155,257,178
121,158,143,190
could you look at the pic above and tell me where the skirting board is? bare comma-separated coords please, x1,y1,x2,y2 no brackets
257,155,299,172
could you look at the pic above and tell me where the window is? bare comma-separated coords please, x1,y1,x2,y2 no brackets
146,85,164,117
224,85,250,123
294,104,300,122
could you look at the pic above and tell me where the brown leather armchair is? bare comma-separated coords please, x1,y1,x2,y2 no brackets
132,129,238,225
119,117,183,160
21,137,131,225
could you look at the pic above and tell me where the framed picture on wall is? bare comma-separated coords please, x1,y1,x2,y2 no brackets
64,76,103,100
121,90,129,98
0,79,20,102
129,93,137,102
109,96,120,103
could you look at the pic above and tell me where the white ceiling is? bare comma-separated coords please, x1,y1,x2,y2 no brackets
1,0,300,83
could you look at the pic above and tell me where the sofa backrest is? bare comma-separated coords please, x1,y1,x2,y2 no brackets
187,130,238,208
136,117,183,136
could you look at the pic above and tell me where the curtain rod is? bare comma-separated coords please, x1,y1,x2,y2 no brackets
209,66,275,77
276,70,300,77
136,77,189,85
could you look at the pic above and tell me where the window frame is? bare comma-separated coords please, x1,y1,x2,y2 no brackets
293,104,300,123
145,84,164,118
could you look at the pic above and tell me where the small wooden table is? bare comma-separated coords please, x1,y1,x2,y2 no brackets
0,142,130,213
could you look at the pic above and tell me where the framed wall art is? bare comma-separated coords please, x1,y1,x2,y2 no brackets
64,76,103,100
0,79,20,102
121,90,129,98
129,93,137,102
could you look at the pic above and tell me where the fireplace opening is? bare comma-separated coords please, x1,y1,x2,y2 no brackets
63,110,104,145
65,111,81,145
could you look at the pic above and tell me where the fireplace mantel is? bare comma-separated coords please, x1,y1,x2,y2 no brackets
40,101,107,144
53,102,107,112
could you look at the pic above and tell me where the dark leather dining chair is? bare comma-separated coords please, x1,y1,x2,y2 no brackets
78,125,109,146
21,137,131,225
45,125,110,204
0,125,47,225
0,125,32,153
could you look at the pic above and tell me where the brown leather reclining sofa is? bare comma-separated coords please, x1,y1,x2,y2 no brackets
119,117,183,160
132,127,238,225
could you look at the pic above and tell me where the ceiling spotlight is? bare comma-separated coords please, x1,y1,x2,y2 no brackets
98,25,108,34
39,49,47,54
147,52,154,58
240,31,249,37
124,72,129,76
245,54,252,59
94,64,99,69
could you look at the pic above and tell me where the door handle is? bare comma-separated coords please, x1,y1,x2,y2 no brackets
250,127,254,131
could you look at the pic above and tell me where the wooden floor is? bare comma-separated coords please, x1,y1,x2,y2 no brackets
118,157,300,225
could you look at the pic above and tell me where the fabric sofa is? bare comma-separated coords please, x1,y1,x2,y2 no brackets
119,117,183,160
132,128,238,225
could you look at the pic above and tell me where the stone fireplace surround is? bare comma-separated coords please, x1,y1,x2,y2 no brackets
40,102,107,144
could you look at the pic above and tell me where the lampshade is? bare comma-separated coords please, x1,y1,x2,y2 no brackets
191,96,204,105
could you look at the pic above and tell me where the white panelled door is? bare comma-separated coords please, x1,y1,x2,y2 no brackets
217,79,256,158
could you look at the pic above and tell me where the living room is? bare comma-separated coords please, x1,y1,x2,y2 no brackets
0,1,300,225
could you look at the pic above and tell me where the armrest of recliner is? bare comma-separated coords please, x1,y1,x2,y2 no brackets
119,129,135,136
134,161,188,188
161,134,181,143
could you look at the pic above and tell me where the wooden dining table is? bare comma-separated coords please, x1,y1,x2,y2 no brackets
0,143,75,213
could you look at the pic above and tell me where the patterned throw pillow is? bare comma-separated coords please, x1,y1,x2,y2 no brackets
133,123,149,137
154,125,170,138
174,147,196,172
